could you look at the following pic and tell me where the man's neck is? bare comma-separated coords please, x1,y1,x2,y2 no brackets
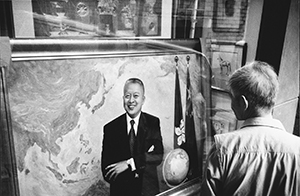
246,108,273,119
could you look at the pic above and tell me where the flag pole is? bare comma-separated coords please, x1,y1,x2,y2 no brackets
174,56,185,149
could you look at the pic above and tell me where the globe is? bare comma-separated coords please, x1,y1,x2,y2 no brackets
162,148,189,187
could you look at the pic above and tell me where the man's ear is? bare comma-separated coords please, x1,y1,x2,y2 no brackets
240,95,249,111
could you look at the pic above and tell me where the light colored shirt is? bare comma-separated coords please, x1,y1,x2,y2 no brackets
126,113,141,136
201,117,300,196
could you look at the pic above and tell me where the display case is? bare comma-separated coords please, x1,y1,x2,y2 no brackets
0,38,230,196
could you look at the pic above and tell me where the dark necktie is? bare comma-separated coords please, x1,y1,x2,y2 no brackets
129,120,135,156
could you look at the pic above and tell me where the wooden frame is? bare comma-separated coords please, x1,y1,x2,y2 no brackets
212,0,248,32
209,40,247,91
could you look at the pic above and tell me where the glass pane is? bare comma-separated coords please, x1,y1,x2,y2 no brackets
12,0,172,38
2,39,213,195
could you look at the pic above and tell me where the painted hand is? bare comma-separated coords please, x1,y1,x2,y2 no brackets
105,160,129,181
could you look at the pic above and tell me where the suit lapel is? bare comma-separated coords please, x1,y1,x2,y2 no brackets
120,114,131,155
121,113,128,137
137,112,146,152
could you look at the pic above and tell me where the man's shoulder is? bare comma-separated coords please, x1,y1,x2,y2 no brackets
214,127,300,154
141,112,159,121
213,128,267,153
104,114,126,128
213,131,242,150
140,112,160,128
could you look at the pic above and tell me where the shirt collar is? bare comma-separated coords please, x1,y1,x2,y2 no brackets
126,112,141,124
240,117,286,131
126,112,141,134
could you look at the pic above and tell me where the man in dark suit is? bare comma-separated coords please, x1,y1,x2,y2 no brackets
101,78,164,196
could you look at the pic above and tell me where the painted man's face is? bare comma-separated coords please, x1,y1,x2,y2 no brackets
123,83,145,118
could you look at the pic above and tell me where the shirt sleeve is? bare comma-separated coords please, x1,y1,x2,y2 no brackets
200,143,223,196
127,158,136,171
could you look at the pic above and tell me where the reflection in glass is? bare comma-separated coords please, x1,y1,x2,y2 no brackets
2,39,214,195
29,0,165,38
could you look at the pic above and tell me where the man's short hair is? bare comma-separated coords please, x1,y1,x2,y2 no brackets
124,78,145,94
228,61,279,110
